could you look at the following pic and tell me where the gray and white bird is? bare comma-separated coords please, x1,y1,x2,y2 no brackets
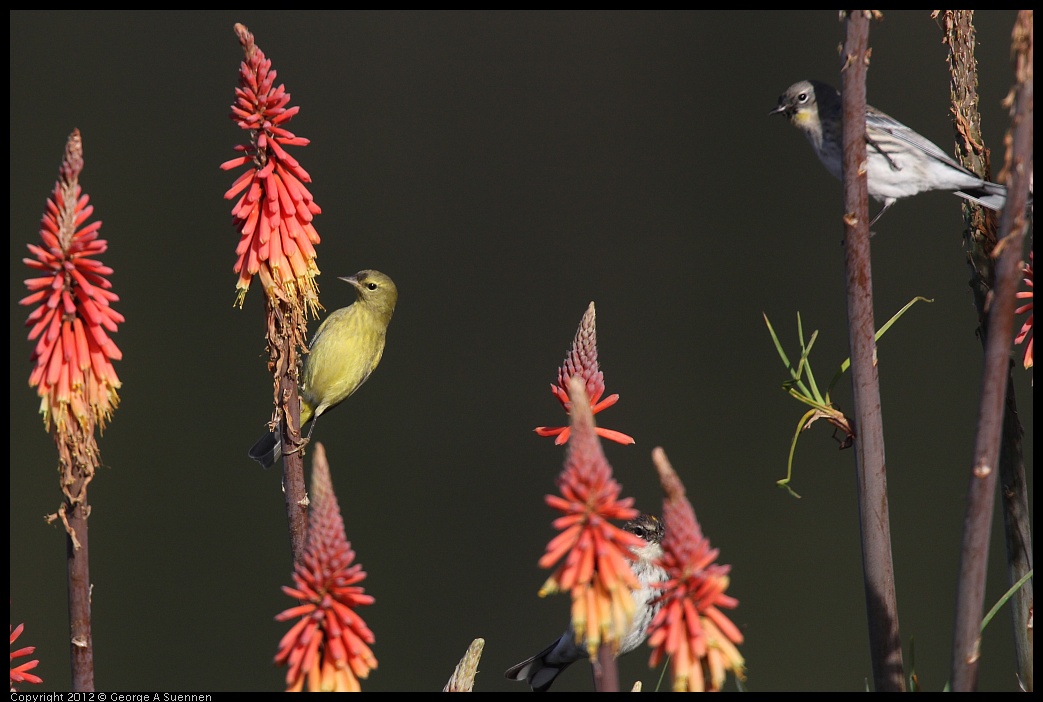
771,79,1007,224
505,514,666,692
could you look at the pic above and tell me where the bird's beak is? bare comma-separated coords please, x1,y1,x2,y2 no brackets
769,102,787,117
339,275,361,290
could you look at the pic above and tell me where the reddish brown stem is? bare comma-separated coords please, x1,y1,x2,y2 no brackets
592,643,619,692
840,11,905,692
950,11,1034,690
66,496,94,691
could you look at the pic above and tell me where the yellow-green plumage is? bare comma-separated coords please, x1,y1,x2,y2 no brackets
249,269,397,468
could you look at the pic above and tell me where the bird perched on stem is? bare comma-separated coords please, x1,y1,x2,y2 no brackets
505,514,666,692
249,269,397,468
770,79,1007,225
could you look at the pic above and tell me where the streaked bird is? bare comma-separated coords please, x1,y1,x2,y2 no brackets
248,269,397,468
505,514,666,692
771,79,1007,224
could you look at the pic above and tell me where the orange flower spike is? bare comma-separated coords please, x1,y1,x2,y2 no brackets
648,447,745,692
535,302,635,445
1014,251,1033,369
274,444,377,692
223,23,321,311
537,377,643,656
21,130,122,434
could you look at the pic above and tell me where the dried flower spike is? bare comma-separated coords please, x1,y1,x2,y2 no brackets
443,638,485,692
535,302,635,446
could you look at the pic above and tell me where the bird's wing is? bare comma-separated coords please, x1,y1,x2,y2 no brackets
865,107,978,176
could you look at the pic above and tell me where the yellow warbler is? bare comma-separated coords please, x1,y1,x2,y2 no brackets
249,269,397,468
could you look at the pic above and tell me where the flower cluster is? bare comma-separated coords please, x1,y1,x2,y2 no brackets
223,23,321,312
21,129,122,434
275,444,376,691
1015,250,1033,370
647,448,744,692
538,377,644,657
535,302,635,446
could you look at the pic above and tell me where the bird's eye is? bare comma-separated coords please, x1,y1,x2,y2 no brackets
367,283,378,290
631,526,646,538
798,92,808,103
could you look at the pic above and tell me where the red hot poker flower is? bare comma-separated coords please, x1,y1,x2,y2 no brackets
10,622,42,690
1014,250,1033,370
647,447,745,692
538,377,644,657
275,444,377,691
21,129,123,434
222,23,321,313
535,302,635,446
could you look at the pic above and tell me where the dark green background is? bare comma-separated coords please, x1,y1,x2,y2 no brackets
10,11,1032,692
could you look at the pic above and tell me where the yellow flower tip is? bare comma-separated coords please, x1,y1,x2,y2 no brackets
234,285,250,309
538,576,561,598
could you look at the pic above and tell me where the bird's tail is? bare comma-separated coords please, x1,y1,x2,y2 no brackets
504,641,575,692
955,181,1007,212
248,430,282,469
